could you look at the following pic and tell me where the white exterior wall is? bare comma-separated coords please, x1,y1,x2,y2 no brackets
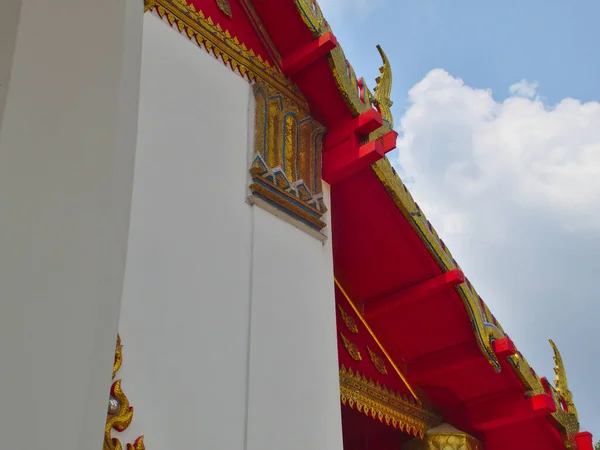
118,13,343,450
247,195,342,450
0,0,143,449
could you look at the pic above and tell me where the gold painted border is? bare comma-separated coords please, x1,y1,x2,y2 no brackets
339,366,441,439
145,0,308,110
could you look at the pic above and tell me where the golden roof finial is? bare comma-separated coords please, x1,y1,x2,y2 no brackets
373,45,394,130
549,339,578,420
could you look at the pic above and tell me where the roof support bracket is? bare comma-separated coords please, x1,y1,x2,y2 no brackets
364,269,464,320
281,32,338,77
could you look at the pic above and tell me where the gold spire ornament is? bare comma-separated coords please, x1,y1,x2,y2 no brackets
104,335,146,450
549,339,578,420
372,45,393,130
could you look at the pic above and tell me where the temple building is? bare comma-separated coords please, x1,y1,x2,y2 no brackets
0,0,593,449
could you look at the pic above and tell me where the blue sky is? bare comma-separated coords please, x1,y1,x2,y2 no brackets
320,0,600,112
318,0,600,440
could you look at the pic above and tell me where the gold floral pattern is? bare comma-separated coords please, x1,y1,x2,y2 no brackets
215,0,232,18
340,333,362,361
337,304,358,334
367,345,388,375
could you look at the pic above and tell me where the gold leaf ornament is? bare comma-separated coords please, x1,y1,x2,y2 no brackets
367,345,388,375
104,335,145,450
215,0,232,18
340,332,362,361
337,304,359,334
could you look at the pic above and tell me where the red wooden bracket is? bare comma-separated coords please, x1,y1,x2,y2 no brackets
281,32,338,77
405,341,484,381
468,392,555,431
364,269,464,319
492,337,517,359
322,139,385,185
575,432,594,450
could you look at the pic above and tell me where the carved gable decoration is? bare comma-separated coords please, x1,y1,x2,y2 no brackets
250,82,327,235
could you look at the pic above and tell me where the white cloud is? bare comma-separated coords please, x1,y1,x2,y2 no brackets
398,69,600,239
508,79,539,98
395,69,600,435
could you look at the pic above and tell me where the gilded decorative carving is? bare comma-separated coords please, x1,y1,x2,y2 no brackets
340,333,362,361
250,82,327,232
405,423,483,450
339,366,441,439
367,345,388,375
104,335,145,450
337,304,358,334
144,0,307,109
215,0,232,18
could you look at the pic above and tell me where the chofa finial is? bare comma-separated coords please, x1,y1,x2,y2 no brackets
373,45,393,130
549,339,578,420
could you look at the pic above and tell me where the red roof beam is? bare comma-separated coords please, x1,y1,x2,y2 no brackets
281,32,338,77
405,341,484,381
322,109,392,185
363,269,465,320
467,391,556,431
491,337,517,359
323,139,386,185
324,108,383,151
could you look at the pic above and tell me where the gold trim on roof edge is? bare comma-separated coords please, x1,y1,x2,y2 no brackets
370,158,504,372
144,0,308,110
339,365,442,439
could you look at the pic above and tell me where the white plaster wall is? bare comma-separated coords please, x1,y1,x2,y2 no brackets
117,13,254,450
0,0,143,448
119,13,342,450
0,0,21,130
247,184,343,450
